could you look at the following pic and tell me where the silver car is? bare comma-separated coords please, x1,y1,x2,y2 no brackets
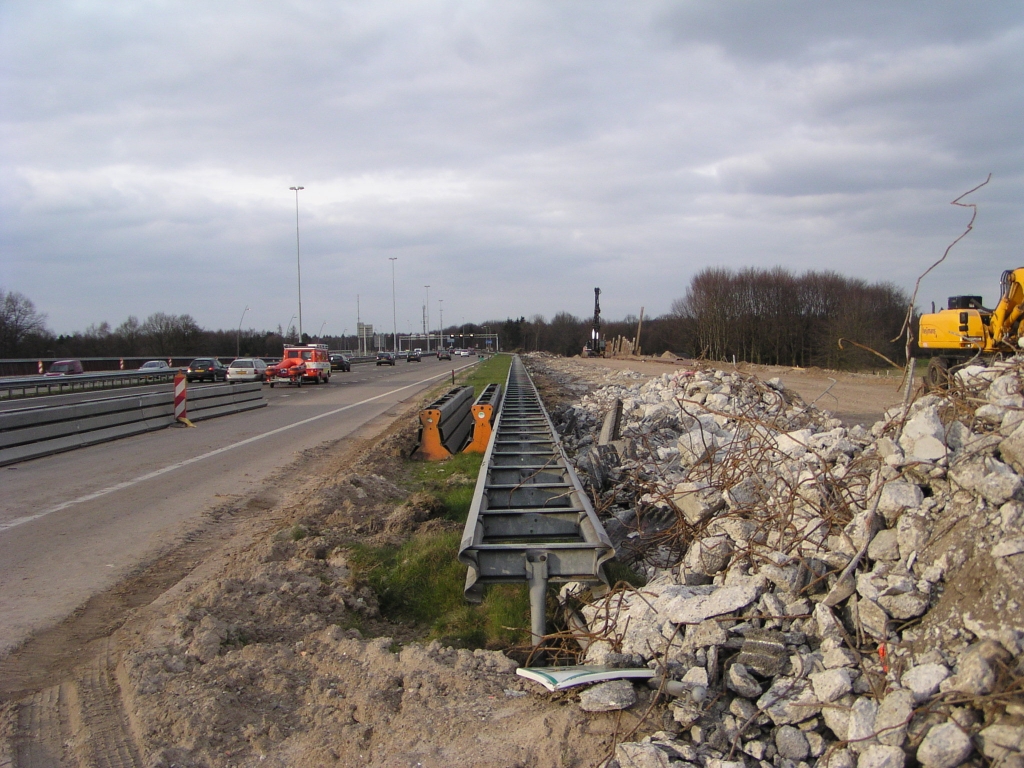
227,358,268,382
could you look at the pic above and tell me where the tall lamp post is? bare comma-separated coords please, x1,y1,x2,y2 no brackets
318,321,327,340
439,299,444,349
424,285,430,353
283,314,296,342
289,186,304,341
236,305,249,357
389,257,398,353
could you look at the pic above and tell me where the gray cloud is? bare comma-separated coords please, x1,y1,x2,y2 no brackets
2,1,1023,336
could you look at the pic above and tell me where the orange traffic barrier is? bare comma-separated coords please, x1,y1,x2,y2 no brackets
463,383,503,454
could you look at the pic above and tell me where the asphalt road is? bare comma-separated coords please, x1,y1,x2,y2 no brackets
0,356,475,656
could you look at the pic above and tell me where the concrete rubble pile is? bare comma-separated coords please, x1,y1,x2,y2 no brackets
525,354,1024,768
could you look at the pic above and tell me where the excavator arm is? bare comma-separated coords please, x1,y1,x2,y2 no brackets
987,268,1024,350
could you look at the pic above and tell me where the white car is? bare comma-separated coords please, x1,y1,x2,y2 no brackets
139,360,171,371
227,358,268,382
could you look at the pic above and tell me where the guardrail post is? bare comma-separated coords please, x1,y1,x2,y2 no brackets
525,551,549,646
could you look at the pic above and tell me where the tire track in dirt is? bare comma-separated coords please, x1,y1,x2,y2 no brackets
13,639,142,768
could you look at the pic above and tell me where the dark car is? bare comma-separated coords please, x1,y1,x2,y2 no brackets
45,359,84,376
186,357,228,382
437,349,451,361
376,352,396,366
407,349,421,362
330,354,351,372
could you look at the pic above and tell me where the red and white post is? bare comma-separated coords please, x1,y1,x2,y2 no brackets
173,371,188,422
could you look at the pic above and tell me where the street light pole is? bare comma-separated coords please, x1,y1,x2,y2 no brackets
289,186,304,341
236,305,249,357
424,285,430,353
389,257,398,354
283,314,296,342
439,299,443,349
318,321,327,340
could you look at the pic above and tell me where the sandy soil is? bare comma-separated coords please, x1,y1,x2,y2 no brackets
0,355,923,767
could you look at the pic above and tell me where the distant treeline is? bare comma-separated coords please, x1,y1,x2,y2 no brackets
2,267,912,369
495,267,911,369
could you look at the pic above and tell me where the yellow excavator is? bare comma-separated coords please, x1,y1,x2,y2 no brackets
918,267,1024,387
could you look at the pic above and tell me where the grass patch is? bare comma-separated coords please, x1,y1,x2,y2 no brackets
412,452,482,523
604,559,647,589
347,530,531,648
459,353,512,397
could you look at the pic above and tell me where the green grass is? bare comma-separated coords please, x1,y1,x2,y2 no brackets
347,531,531,648
459,352,512,397
412,452,482,523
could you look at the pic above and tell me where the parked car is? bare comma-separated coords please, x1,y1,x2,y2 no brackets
45,359,84,376
437,349,451,361
376,352,396,366
407,349,421,362
139,360,171,371
329,354,351,372
226,358,268,382
186,358,228,382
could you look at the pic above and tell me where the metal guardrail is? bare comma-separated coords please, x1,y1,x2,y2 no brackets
458,355,614,647
0,382,266,466
412,386,475,460
0,370,180,400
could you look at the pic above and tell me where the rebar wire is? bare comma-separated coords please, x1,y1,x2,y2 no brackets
893,174,991,353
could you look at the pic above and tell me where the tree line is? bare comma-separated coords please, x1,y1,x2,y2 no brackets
491,267,911,369
3,267,912,369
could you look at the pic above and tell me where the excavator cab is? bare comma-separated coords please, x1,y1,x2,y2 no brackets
919,267,1024,388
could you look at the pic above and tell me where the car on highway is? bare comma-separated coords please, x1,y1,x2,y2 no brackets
459,349,471,357
376,351,396,366
226,358,268,382
329,354,351,372
186,358,228,382
45,359,84,376
139,360,171,371
437,349,451,360
407,349,421,362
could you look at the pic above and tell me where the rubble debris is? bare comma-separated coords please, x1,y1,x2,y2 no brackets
525,353,1024,768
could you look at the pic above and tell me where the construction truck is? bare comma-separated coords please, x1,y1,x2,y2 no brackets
918,267,1024,387
265,343,331,387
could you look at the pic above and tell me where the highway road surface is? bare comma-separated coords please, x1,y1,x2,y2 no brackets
0,355,475,657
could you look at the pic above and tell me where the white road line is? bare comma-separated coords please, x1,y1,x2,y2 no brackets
1,364,474,533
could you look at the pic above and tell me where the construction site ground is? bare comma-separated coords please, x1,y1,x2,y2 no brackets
0,356,913,767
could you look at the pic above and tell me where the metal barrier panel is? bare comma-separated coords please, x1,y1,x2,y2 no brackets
458,355,614,647
413,386,474,460
0,382,266,466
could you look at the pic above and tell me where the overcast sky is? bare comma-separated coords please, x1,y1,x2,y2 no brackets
2,2,1023,338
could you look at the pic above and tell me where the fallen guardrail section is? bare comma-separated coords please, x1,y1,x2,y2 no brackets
412,386,475,460
458,355,614,648
0,382,266,466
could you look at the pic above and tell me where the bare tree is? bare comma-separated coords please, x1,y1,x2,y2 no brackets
0,289,50,356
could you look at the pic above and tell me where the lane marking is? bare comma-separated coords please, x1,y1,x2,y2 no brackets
1,364,475,533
